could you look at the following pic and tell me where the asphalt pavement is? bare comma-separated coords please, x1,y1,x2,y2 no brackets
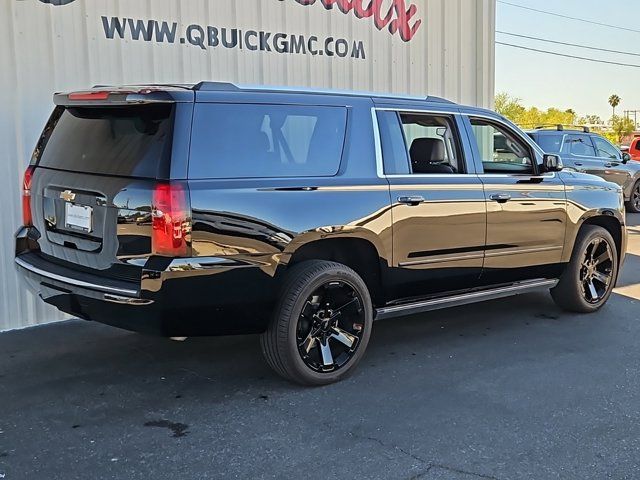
2,215,640,480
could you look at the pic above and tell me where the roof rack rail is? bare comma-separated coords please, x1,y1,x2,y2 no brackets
535,124,590,133
192,81,454,103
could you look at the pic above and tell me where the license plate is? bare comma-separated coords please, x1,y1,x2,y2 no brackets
65,203,93,233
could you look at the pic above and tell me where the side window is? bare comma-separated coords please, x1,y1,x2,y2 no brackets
534,134,563,154
400,113,464,174
469,118,534,174
189,104,347,179
377,111,464,175
567,134,596,157
633,140,640,153
593,136,620,160
376,111,410,175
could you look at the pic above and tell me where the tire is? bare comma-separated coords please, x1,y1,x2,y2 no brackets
260,260,373,386
626,180,640,213
551,225,618,313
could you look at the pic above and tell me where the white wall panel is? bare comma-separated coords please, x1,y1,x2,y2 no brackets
0,0,495,331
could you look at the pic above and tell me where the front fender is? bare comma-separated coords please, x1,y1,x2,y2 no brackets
563,173,626,263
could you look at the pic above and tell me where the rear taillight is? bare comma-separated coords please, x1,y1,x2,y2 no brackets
151,182,191,257
22,165,35,226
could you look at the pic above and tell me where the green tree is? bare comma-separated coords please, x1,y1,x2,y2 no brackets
609,94,621,118
494,93,575,129
577,114,603,126
494,92,525,123
611,115,635,144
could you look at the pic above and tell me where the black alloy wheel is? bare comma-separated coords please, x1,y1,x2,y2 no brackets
579,237,614,304
296,280,365,373
628,181,640,213
261,260,373,385
551,225,618,313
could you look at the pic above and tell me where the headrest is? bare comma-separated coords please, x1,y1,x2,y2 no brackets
410,138,446,170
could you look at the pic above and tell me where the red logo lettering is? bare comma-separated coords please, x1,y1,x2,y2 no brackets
286,0,422,42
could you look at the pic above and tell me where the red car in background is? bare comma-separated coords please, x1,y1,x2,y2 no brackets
625,137,640,161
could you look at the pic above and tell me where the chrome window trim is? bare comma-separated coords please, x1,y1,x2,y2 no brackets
371,107,385,179
371,107,555,179
15,256,139,297
478,173,557,179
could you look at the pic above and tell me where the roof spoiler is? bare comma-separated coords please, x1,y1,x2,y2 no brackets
54,87,193,107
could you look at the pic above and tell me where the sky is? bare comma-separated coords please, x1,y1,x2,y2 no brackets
496,0,640,121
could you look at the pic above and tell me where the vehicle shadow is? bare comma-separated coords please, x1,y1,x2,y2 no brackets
0,290,567,397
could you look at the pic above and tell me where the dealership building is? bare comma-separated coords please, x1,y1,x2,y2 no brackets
0,0,496,331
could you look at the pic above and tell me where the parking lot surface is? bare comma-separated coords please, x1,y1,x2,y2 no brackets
2,215,640,480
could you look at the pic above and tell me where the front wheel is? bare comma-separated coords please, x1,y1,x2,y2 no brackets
261,260,373,386
626,180,640,213
551,226,618,313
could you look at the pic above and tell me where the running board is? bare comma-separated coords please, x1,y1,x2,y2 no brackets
375,279,559,321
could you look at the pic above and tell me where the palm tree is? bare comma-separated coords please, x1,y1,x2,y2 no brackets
609,94,621,119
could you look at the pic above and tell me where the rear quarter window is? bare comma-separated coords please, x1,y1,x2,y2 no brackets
189,104,347,179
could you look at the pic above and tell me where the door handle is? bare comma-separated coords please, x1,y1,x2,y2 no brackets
398,195,425,206
574,162,583,167
489,193,512,203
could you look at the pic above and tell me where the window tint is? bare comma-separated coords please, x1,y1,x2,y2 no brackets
567,134,596,157
469,119,534,174
593,136,619,159
399,113,463,174
190,104,347,179
534,134,563,154
377,111,410,175
38,105,174,178
633,139,640,153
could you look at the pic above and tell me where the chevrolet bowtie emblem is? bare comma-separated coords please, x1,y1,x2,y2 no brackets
60,190,76,202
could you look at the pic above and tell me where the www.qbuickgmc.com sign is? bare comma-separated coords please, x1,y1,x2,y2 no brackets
36,0,423,60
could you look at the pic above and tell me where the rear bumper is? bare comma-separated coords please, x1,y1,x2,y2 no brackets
15,231,278,337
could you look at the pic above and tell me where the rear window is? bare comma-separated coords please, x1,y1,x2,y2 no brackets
38,105,174,178
534,134,563,153
189,104,347,179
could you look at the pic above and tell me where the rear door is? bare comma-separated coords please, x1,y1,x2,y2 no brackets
464,116,567,284
592,135,633,190
376,108,487,299
30,96,191,281
563,133,606,178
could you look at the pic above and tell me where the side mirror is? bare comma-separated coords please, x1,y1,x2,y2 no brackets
543,154,563,172
622,153,631,164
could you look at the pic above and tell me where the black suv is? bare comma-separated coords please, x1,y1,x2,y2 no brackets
527,126,640,212
16,83,626,385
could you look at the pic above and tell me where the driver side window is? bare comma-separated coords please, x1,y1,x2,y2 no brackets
593,137,620,160
469,118,534,174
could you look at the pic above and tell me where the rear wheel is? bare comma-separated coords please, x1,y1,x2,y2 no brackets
551,226,618,313
626,180,640,213
261,260,373,386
